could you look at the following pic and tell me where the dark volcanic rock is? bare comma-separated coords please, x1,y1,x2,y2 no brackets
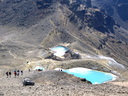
117,3,128,21
91,0,128,30
69,7,115,33
0,0,55,27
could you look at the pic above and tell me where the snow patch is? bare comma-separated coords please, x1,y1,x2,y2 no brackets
66,67,91,74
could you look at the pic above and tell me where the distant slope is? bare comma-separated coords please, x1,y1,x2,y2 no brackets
0,0,128,72
91,0,128,30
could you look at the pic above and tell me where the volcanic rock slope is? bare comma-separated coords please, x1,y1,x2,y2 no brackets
91,0,128,30
0,0,128,72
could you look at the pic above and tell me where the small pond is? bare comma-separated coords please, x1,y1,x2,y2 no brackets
50,46,69,57
63,67,117,84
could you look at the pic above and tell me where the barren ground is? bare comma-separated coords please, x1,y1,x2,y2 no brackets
0,70,128,96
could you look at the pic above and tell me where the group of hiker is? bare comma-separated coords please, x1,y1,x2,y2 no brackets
6,70,23,78
5,71,11,78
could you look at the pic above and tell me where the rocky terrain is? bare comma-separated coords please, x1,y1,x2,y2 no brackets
91,0,128,30
0,0,128,95
0,70,128,96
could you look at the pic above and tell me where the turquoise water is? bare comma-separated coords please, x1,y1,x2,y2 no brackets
50,46,69,57
63,68,116,84
51,46,68,52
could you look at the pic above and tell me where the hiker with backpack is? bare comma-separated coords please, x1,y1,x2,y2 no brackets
14,70,17,78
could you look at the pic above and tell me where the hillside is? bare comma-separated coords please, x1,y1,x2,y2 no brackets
0,0,128,79
91,0,128,30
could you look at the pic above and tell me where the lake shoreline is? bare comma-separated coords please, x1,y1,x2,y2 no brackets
62,67,118,84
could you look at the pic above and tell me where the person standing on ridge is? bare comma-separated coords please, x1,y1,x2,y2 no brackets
6,71,9,78
9,71,11,77
29,69,30,72
21,70,23,75
17,70,19,76
14,70,17,78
